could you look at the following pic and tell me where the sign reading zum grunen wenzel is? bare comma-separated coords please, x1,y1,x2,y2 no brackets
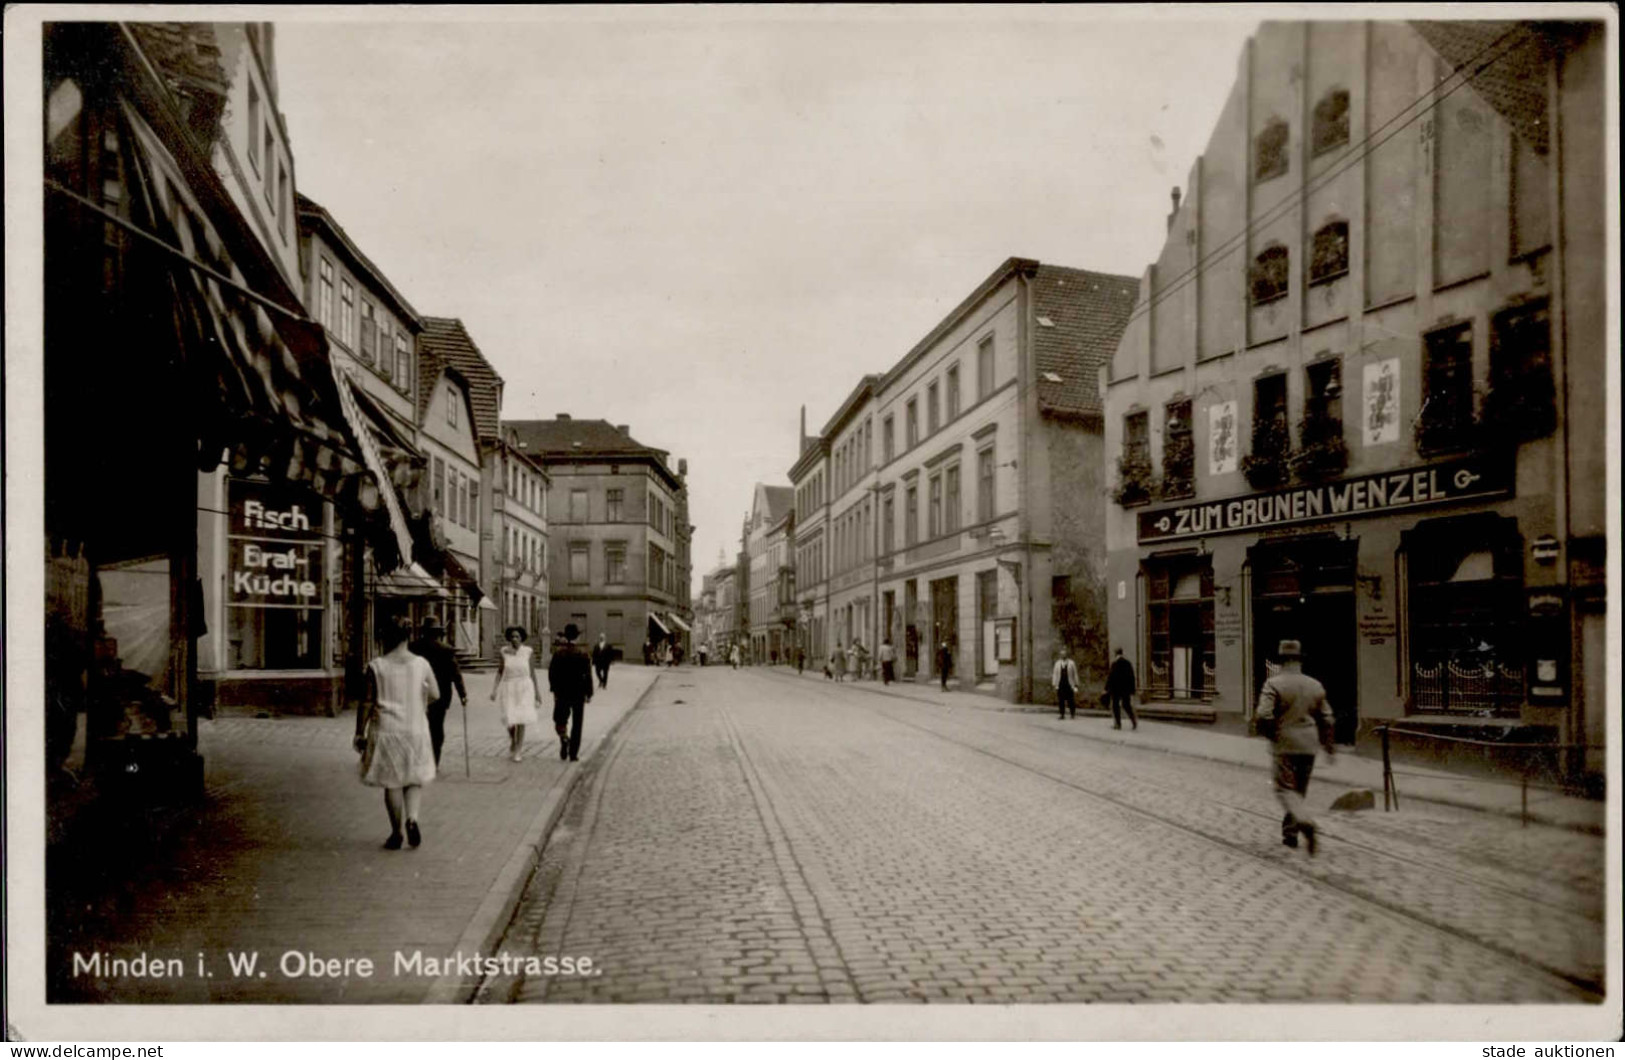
1135,456,1512,544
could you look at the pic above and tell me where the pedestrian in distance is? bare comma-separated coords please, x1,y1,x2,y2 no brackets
591,633,613,690
1106,647,1139,730
729,643,741,670
878,637,896,685
549,623,595,762
410,616,466,767
936,641,953,692
1255,639,1337,856
796,644,806,675
831,641,847,683
847,641,861,682
354,614,439,850
493,626,541,762
1052,645,1080,719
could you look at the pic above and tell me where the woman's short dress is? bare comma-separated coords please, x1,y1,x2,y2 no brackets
497,645,539,728
361,653,439,788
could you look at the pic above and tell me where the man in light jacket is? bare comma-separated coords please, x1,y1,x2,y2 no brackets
1051,646,1081,719
1254,638,1336,856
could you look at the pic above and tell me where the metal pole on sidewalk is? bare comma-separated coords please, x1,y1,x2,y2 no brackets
1379,725,1398,812
461,696,470,779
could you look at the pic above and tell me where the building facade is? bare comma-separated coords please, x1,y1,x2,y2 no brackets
745,483,795,663
697,558,738,659
789,413,830,663
486,431,551,651
507,416,693,661
1101,21,1607,780
866,259,1137,701
821,380,881,667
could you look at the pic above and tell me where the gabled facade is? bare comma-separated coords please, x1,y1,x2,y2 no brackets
1101,21,1607,782
746,482,795,662
789,410,831,663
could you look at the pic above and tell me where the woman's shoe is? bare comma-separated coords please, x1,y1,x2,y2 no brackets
511,751,524,763
384,832,403,851
406,820,422,848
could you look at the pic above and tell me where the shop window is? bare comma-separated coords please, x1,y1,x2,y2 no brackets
1484,299,1555,443
1114,411,1152,506
1292,358,1347,481
1144,556,1216,700
1160,400,1194,500
1308,220,1349,285
1404,516,1524,716
1254,118,1289,183
1312,88,1350,156
1241,374,1290,489
1250,243,1289,305
1417,323,1475,453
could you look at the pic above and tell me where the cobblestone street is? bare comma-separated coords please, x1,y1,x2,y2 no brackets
481,668,1604,1005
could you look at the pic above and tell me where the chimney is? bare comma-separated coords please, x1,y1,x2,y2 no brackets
556,413,571,421
617,424,629,435
1166,186,1182,231
678,458,688,478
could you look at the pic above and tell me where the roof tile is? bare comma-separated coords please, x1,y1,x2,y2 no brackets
1030,264,1141,419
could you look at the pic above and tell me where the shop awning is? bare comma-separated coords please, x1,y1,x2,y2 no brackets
665,612,691,633
440,550,487,608
332,370,416,568
648,613,670,635
372,562,448,598
115,99,366,497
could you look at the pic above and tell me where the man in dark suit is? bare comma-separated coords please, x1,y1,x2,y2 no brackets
1106,647,1138,730
591,633,613,690
549,623,595,762
410,616,466,766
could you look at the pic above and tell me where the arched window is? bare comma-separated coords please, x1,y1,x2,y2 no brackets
1309,219,1349,284
1250,243,1289,305
1312,88,1350,155
1254,118,1289,183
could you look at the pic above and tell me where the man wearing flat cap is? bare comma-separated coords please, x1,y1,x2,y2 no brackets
548,622,595,762
1254,638,1336,856
410,615,466,767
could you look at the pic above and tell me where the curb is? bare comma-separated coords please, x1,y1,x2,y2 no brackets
759,669,1602,836
421,671,664,1004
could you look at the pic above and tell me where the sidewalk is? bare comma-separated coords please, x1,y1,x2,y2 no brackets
47,663,661,1004
767,667,1605,835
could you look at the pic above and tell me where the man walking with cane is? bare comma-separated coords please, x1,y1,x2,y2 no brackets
410,616,466,767
1106,647,1138,731
549,623,595,762
1255,639,1336,856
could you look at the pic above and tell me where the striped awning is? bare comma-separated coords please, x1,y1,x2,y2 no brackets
665,612,691,632
117,98,365,497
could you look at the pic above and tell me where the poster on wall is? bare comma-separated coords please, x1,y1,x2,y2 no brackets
1363,358,1400,446
1208,401,1237,476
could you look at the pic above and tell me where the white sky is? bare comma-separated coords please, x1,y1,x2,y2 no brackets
273,7,1260,588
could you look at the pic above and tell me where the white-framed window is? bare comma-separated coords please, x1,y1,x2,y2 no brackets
338,280,354,347
447,385,459,427
377,318,393,381
358,300,376,364
395,334,410,393
318,258,334,329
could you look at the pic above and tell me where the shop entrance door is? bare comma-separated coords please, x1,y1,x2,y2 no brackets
904,580,919,676
1250,539,1358,743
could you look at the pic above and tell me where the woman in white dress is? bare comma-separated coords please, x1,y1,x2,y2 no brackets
492,626,540,761
354,614,440,850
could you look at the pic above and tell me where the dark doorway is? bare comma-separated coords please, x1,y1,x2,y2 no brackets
1250,538,1358,743
931,576,959,676
904,579,919,676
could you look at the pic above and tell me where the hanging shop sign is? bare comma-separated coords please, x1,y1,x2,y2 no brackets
228,479,325,608
1136,456,1512,544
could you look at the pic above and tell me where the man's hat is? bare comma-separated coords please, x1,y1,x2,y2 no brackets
564,623,581,641
420,616,443,636
1277,639,1303,659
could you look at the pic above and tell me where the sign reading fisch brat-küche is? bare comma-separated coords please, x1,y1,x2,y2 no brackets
1135,456,1512,544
